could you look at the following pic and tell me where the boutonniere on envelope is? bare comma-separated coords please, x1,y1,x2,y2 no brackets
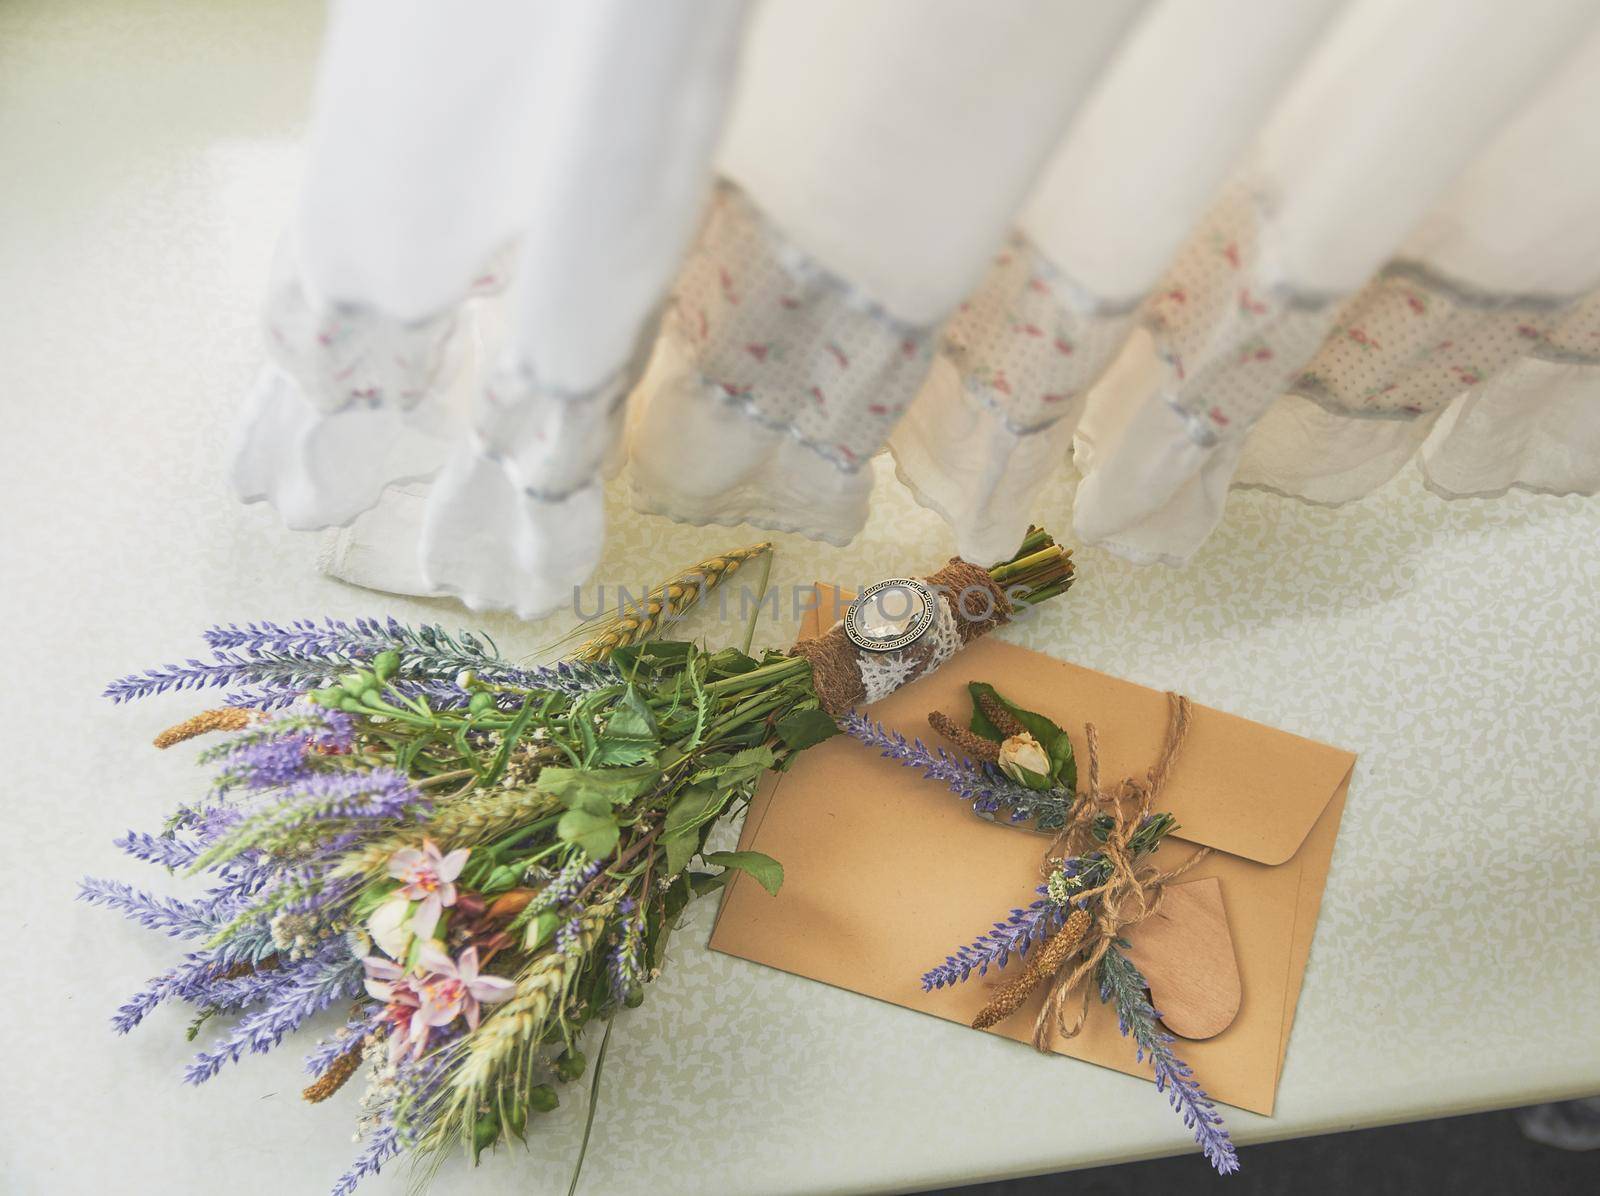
711,586,1357,1174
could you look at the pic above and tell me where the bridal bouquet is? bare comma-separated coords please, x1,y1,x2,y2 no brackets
85,532,1073,1193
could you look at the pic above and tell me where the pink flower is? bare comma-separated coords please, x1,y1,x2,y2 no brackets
363,956,427,1062
413,944,516,1032
387,839,469,941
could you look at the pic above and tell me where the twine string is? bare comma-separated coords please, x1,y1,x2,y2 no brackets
971,692,1211,1049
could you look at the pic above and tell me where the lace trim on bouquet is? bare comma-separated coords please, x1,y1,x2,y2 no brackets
670,185,937,472
857,594,963,705
941,236,1140,435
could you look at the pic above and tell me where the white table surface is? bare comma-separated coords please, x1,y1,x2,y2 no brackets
4,3,1598,1194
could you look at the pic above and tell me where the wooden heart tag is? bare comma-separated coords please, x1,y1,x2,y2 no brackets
1122,876,1241,1040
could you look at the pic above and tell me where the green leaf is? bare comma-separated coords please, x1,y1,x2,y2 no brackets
557,809,620,858
590,740,657,767
967,681,1077,792
660,780,732,876
705,850,784,897
661,827,698,878
688,870,730,897
591,685,658,767
610,641,692,673
774,708,839,751
539,765,661,814
607,685,658,740
705,647,761,678
689,745,774,787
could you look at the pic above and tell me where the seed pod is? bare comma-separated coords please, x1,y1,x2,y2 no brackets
528,1084,559,1113
372,650,401,681
555,1049,586,1082
523,911,559,952
472,1113,499,1162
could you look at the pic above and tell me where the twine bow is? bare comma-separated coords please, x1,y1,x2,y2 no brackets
971,692,1209,1049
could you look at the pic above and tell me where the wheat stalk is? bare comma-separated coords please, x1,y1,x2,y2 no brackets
416,900,615,1154
329,788,559,879
572,541,773,662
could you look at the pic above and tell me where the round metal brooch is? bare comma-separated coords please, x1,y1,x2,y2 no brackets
843,578,936,653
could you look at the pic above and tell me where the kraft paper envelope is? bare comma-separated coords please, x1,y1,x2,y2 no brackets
710,586,1356,1115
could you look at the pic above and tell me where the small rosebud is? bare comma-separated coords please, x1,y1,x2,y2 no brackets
456,669,478,690
371,650,401,682
997,732,1051,787
468,691,495,716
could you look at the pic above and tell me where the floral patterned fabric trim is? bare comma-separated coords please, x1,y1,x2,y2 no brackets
669,185,937,472
941,235,1140,435
1138,185,1342,448
1291,272,1600,419
1141,185,1600,446
261,246,505,416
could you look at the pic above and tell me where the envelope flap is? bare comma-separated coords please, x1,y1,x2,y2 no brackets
801,585,1356,867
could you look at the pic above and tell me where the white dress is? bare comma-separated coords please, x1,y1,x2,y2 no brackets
233,0,1600,614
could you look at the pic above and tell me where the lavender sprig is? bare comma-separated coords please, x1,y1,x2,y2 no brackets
114,829,203,870
305,1012,379,1078
531,854,602,915
110,924,281,1033
184,943,363,1084
839,711,1068,828
105,617,621,708
920,885,1066,990
1099,947,1239,1175
331,1125,401,1196
333,1035,452,1195
78,877,234,941
607,898,646,1001
192,768,426,872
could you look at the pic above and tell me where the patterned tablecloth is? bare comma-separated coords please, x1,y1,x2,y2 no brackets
5,3,1597,1193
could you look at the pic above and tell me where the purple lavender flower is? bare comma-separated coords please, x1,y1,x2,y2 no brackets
110,933,279,1033
920,885,1066,991
78,878,230,941
536,854,602,912
839,711,1067,827
607,902,646,1000
328,1045,452,1195
1099,947,1238,1174
330,1125,400,1196
114,830,203,870
554,914,584,956
184,942,363,1083
219,733,314,789
304,1012,378,1078
106,616,620,708
291,768,423,820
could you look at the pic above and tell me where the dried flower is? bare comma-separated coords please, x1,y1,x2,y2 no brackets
303,1040,364,1103
996,731,1050,785
152,708,253,749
